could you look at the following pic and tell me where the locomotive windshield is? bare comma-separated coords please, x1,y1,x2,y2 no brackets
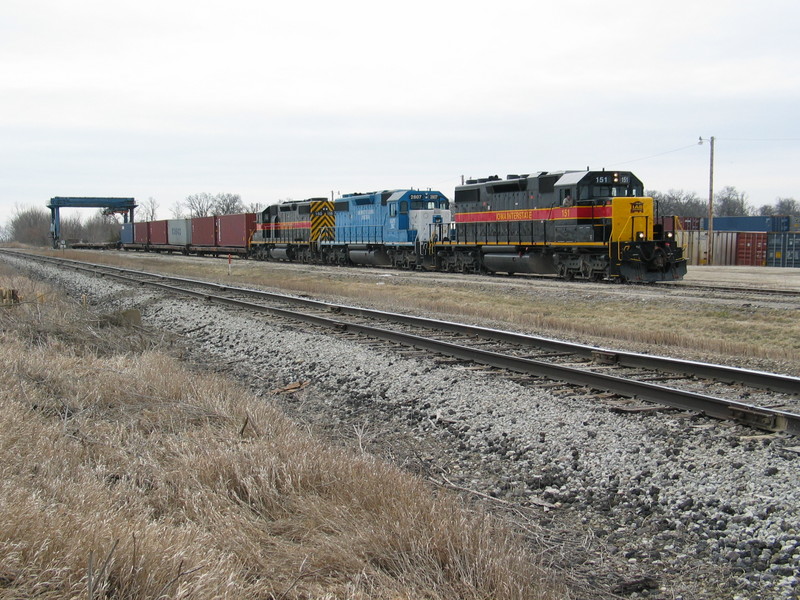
411,200,436,210
589,185,642,198
407,192,448,210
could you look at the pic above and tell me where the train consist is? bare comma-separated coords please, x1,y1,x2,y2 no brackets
120,170,687,282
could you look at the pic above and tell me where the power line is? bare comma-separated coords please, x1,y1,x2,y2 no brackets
607,143,699,167
608,137,800,169
716,137,800,142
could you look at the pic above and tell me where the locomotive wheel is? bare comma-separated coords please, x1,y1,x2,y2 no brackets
579,257,592,279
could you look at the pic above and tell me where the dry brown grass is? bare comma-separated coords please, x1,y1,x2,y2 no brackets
0,270,565,599
38,249,800,369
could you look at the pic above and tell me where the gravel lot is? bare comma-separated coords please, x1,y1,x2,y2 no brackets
5,253,800,600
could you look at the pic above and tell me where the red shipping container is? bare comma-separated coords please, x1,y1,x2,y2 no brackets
133,222,150,244
148,220,168,245
191,216,216,246
216,213,256,247
735,232,767,266
657,216,676,232
677,216,702,231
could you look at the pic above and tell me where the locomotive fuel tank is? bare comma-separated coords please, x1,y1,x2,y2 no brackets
482,252,557,274
348,249,392,266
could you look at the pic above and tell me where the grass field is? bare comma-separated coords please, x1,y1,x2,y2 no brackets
0,265,565,599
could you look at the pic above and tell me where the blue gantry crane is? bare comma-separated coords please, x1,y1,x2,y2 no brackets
48,197,136,247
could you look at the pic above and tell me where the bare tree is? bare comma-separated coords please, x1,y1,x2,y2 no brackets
246,202,264,213
8,205,51,246
758,204,777,216
759,197,800,216
714,186,751,217
60,214,84,242
139,197,159,222
84,211,120,242
184,193,215,218
775,197,799,216
213,193,244,215
647,189,706,217
0,223,9,243
169,200,186,219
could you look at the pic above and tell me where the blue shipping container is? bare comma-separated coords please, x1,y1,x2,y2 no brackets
120,223,133,244
767,232,800,267
701,216,790,232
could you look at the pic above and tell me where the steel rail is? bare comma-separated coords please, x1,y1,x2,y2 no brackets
661,282,800,297
4,250,800,434
115,280,800,436
26,251,798,395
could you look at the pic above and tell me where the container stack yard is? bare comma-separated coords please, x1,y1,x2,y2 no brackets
660,215,800,267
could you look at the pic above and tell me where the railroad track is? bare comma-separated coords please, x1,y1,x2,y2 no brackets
661,282,800,299
5,248,800,436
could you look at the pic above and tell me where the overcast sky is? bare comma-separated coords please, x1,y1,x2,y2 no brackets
2,0,799,226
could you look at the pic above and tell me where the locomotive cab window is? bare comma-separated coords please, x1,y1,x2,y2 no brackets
399,201,408,214
411,200,436,210
389,203,397,217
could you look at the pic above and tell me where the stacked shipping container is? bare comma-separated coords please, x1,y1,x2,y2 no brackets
768,233,800,267
665,215,800,267
122,213,257,255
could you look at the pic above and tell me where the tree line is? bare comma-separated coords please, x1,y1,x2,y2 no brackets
0,206,121,246
141,193,263,221
1,189,797,246
649,187,799,218
0,193,262,246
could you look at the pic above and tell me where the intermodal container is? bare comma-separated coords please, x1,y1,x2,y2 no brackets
133,222,149,244
677,216,702,231
148,220,168,245
167,219,192,246
191,216,216,246
216,213,256,247
120,223,134,245
701,216,788,233
735,232,767,266
767,232,800,267
657,216,676,232
675,231,737,266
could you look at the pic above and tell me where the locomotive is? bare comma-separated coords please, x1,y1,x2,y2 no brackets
248,170,686,282
439,170,686,282
250,189,451,270
120,169,687,283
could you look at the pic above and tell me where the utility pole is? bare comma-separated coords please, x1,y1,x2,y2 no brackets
699,136,715,265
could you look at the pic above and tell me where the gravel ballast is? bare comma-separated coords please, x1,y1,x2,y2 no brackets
6,254,800,600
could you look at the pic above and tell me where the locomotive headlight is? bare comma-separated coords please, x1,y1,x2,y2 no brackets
636,231,645,240
666,231,674,239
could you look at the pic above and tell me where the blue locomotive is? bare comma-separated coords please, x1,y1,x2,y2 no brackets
250,189,451,270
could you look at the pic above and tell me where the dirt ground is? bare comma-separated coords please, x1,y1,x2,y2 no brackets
679,265,800,290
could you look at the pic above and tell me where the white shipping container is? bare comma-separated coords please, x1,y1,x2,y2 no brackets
675,231,738,266
167,219,192,246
